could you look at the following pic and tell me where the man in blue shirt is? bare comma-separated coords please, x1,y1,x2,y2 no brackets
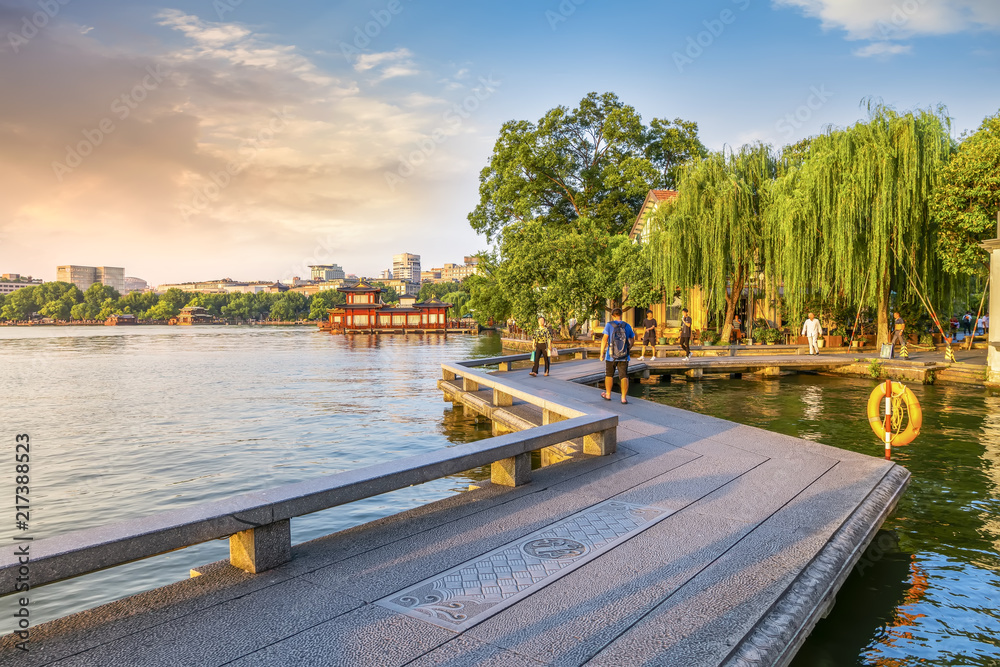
599,307,635,405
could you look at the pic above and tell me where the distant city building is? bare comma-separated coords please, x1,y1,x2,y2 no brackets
392,253,421,283
0,274,43,295
425,257,480,283
379,269,393,280
290,278,359,296
155,279,274,294
57,265,124,293
123,277,148,294
380,278,420,297
309,264,346,282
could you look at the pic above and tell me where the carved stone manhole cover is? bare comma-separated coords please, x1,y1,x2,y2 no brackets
521,538,588,560
377,500,673,630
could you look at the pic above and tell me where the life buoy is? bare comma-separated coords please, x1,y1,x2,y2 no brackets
867,381,922,447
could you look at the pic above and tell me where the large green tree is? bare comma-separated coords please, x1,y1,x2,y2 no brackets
932,111,1000,277
766,104,955,345
649,143,779,344
470,92,685,240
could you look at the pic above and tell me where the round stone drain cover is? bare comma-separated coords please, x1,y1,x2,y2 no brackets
521,537,588,560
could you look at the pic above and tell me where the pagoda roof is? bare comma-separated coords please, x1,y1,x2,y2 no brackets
337,281,382,293
413,297,453,309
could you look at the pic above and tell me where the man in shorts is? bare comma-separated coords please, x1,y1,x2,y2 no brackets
600,308,635,405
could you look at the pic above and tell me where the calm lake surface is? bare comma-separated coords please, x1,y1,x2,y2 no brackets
2,326,999,666
634,374,1000,667
0,326,501,632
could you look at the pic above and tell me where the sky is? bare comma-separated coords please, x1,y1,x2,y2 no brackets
0,0,998,286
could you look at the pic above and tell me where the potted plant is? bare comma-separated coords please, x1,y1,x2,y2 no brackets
919,333,935,346
826,327,844,348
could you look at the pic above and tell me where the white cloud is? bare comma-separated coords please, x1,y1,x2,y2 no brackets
773,0,1000,40
0,10,489,283
352,48,419,81
853,41,913,57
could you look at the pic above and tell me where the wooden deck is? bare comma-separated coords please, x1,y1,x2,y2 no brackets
1,356,908,666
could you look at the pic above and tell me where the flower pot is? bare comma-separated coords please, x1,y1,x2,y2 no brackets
816,338,826,348
658,337,667,345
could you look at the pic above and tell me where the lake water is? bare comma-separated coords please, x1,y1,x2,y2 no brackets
0,325,502,632
634,374,1000,667
3,326,999,666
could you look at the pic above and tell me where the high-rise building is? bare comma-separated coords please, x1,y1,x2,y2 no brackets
309,264,346,281
379,269,393,280
392,253,421,283
56,265,125,293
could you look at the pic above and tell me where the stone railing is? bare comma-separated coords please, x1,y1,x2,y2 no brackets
0,352,617,599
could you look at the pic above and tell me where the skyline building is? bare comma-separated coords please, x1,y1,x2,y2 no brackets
392,253,421,283
57,265,125,293
309,264,346,282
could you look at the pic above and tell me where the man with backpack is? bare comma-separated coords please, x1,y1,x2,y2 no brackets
599,307,635,405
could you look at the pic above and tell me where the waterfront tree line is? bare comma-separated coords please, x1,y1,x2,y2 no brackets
466,92,998,344
0,280,475,323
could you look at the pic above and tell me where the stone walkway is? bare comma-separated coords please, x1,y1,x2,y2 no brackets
1,359,909,666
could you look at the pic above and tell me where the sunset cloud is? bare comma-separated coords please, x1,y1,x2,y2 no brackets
0,8,490,284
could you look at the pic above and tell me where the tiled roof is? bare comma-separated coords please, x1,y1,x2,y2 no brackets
630,189,679,239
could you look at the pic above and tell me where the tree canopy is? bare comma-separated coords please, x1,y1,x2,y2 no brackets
932,112,1000,277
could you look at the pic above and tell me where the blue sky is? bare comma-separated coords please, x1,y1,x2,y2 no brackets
1,0,998,284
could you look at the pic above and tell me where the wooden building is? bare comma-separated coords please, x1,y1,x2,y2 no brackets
105,313,137,326
171,306,214,325
326,282,452,333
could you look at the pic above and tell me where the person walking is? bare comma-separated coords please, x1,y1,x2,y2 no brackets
679,308,693,359
889,312,905,358
638,310,657,361
977,314,987,336
529,316,552,377
600,308,635,405
732,315,742,344
801,312,823,355
961,311,973,338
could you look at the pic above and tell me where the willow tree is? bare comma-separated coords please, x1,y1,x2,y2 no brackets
648,143,778,344
765,103,955,346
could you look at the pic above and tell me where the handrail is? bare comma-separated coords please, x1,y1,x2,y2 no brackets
0,353,617,599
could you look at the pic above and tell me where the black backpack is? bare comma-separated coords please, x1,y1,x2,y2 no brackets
609,322,630,360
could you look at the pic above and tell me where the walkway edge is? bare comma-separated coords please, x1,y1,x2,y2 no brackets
722,464,911,667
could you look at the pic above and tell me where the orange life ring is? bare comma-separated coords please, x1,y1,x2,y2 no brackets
867,381,922,447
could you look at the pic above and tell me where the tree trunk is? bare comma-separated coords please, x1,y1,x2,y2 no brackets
719,265,745,345
876,266,891,347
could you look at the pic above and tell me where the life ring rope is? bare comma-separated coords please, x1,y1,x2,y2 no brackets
867,381,922,447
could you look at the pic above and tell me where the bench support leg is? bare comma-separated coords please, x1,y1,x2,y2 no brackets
492,452,532,487
230,519,292,574
584,428,617,456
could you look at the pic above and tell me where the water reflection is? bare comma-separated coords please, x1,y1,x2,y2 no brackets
638,374,1000,666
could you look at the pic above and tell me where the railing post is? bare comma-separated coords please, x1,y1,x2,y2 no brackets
229,519,291,574
493,388,513,407
491,452,531,487
498,361,513,372
583,427,617,456
575,350,588,360
463,376,479,391
541,410,572,467
443,369,456,381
